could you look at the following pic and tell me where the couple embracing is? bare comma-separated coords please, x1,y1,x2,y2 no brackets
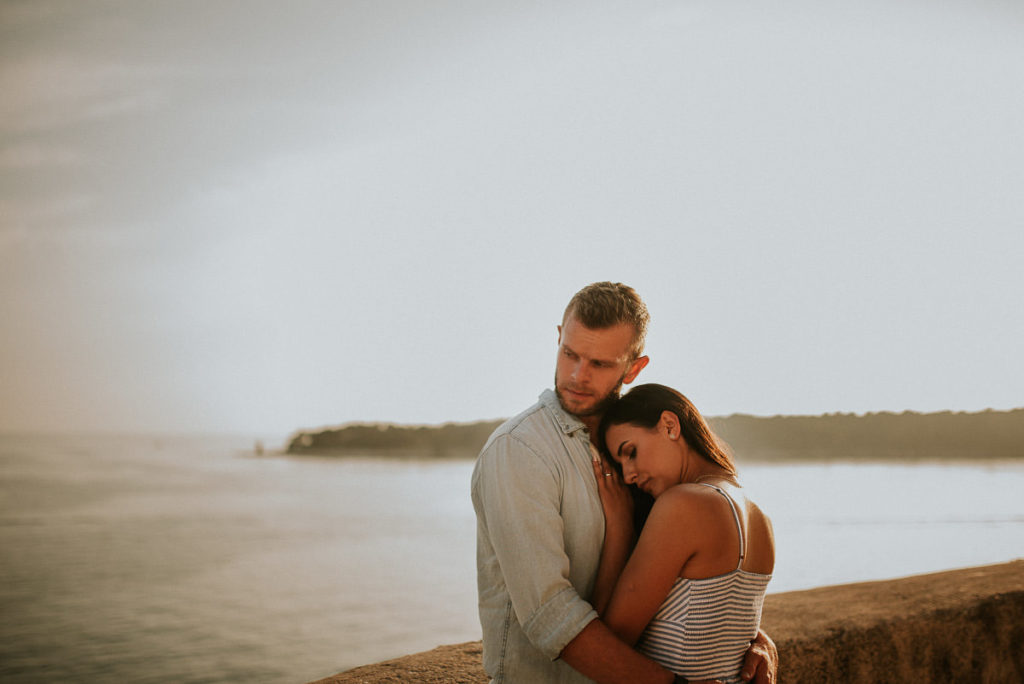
472,282,777,684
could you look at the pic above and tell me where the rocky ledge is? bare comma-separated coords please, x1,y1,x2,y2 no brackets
311,560,1024,683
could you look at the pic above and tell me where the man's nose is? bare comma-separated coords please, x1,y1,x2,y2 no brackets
571,361,589,382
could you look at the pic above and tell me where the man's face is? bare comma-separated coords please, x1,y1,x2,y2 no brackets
554,315,648,419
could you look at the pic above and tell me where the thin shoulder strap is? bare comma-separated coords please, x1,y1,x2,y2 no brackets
697,483,745,570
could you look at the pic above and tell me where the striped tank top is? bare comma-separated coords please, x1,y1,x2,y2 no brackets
636,483,771,684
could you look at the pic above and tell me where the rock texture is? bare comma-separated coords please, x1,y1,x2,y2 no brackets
312,560,1024,683
311,642,488,684
761,560,1024,682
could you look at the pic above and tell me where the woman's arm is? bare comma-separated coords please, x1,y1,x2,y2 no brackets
589,455,635,615
602,488,699,646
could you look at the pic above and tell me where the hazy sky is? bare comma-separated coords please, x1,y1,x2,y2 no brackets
2,0,1022,437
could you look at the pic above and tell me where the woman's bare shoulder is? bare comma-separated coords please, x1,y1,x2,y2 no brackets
647,483,732,528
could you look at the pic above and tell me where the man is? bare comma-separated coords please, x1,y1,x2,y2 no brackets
471,282,777,683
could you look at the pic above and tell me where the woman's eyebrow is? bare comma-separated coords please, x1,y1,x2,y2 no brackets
615,440,628,458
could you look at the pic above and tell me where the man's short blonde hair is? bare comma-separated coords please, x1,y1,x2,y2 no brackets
562,282,649,360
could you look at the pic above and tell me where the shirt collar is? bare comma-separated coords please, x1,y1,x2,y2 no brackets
539,389,588,436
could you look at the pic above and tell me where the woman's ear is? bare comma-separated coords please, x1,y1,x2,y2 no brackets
659,410,680,439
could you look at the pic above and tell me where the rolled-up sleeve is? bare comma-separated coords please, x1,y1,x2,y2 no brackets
473,432,598,659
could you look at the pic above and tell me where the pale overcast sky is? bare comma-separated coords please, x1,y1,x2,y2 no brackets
2,0,1022,437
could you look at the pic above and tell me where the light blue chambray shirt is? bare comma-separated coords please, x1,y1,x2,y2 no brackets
471,389,605,683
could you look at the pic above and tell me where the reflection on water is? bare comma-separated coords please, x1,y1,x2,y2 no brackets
1,434,1022,683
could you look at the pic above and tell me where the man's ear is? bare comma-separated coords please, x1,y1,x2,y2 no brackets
556,325,562,344
623,355,649,384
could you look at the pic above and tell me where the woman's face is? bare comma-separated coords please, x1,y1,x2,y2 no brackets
604,418,683,498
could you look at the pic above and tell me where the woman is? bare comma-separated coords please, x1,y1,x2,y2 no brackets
590,383,774,684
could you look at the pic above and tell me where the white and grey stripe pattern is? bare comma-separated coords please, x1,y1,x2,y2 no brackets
636,484,771,683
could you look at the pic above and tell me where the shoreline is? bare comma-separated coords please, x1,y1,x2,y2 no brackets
311,559,1024,683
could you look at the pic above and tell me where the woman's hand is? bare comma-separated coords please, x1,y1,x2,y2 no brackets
591,452,634,537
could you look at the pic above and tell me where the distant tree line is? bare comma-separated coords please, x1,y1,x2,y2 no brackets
287,420,504,458
708,408,1024,461
286,408,1024,461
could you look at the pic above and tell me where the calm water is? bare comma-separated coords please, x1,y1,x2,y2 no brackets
1,434,1022,683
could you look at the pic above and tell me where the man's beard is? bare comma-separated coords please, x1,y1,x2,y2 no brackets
554,372,625,419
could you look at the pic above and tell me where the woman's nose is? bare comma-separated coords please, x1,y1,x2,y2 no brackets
622,461,637,484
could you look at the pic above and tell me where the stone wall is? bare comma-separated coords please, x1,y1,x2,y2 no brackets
312,560,1024,683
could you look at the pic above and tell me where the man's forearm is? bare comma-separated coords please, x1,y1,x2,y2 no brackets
559,619,674,684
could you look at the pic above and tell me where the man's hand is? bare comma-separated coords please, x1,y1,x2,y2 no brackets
739,629,778,683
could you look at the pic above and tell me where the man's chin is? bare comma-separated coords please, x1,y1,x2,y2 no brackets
556,388,612,418
556,389,593,416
